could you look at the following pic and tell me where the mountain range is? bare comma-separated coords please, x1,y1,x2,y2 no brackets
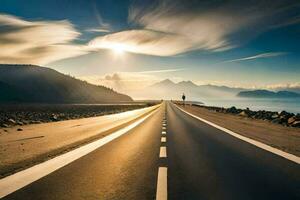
0,65,132,103
128,79,300,100
237,90,300,98
128,79,245,100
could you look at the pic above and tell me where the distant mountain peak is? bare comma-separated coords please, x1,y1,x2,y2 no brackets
151,79,175,88
178,80,198,87
160,79,174,84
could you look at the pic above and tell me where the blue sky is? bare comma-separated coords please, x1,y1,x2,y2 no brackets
0,0,299,89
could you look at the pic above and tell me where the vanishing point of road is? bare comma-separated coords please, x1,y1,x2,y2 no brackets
2,102,300,200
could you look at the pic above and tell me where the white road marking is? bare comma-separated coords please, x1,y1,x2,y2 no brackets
161,137,166,143
162,123,166,126
159,147,167,158
162,127,166,130
156,167,167,200
0,108,159,198
162,131,166,135
175,104,300,164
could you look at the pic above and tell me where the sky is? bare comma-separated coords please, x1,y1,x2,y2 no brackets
0,0,300,92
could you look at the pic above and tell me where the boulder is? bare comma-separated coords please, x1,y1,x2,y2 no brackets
279,111,294,119
254,112,263,119
51,114,58,121
227,106,241,114
7,119,16,125
294,114,300,120
288,116,296,125
238,111,248,117
291,121,300,127
271,114,279,119
17,121,24,126
1,123,9,128
271,118,282,124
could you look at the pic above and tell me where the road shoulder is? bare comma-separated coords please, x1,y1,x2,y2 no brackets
176,104,300,158
0,105,160,178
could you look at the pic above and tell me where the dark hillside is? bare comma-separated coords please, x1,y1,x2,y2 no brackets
0,65,132,103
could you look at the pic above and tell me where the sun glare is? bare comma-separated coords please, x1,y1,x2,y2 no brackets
111,43,126,55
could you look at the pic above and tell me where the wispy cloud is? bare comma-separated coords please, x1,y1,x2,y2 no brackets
137,68,186,74
85,28,110,33
85,3,112,33
0,14,88,65
86,6,111,33
89,29,192,56
88,0,300,57
222,52,288,63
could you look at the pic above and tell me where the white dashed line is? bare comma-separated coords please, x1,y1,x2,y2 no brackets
159,147,167,158
156,109,168,200
156,167,167,200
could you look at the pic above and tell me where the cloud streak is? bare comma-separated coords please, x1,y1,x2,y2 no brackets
88,0,300,57
137,68,186,74
89,29,192,56
85,28,110,33
0,14,88,65
222,52,288,63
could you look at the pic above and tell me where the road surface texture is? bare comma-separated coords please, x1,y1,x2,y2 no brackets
2,102,300,200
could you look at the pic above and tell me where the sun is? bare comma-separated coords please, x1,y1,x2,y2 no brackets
111,43,126,55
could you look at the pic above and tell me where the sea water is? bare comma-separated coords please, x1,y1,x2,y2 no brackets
201,98,300,114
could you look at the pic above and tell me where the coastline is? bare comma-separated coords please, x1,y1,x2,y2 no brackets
177,101,300,128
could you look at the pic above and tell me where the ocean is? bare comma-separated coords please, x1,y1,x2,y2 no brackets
201,98,300,114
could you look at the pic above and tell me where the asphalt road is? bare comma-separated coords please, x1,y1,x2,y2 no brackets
3,102,300,200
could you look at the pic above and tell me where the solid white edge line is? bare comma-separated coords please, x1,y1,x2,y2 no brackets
0,108,159,198
159,147,167,158
156,167,167,200
174,104,300,164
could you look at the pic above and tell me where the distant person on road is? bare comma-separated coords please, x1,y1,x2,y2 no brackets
182,93,186,106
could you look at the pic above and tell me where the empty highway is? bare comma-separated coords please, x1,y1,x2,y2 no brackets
1,102,299,200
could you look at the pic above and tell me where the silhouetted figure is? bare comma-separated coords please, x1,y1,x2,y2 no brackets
182,93,186,106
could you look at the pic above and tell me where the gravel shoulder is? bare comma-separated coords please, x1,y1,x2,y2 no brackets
0,103,157,128
179,104,300,157
0,104,160,178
